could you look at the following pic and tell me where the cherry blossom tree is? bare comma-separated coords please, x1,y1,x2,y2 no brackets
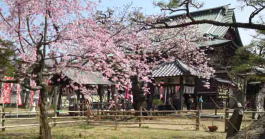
0,0,134,138
95,9,215,109
0,1,214,138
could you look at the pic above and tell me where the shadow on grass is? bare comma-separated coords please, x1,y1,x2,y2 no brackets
87,123,195,132
78,124,95,130
0,132,39,139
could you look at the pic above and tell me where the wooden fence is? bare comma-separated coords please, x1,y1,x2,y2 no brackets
0,109,201,131
2,108,263,132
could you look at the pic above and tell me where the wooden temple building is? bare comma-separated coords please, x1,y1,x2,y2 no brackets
152,60,198,110
151,5,243,110
49,68,115,114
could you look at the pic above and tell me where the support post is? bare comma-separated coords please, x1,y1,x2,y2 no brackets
180,76,184,110
196,109,200,130
215,108,217,115
224,108,229,132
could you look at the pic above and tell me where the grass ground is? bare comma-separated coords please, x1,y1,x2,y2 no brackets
0,123,226,139
0,108,254,139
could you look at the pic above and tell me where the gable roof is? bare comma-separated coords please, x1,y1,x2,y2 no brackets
152,60,197,78
63,68,113,85
167,5,243,46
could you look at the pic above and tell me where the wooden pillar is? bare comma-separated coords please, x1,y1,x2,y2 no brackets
77,91,80,115
81,94,85,116
224,108,229,132
56,87,62,116
215,107,217,115
111,85,115,101
194,77,198,110
180,76,184,110
107,86,110,103
98,85,103,110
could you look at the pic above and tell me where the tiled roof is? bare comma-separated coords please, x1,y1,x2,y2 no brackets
63,68,113,85
214,77,235,86
198,39,231,47
168,5,233,38
152,60,196,78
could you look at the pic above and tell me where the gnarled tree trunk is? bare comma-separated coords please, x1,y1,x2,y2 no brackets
131,76,145,111
228,83,265,139
226,103,243,138
228,113,265,139
35,69,51,139
39,85,52,139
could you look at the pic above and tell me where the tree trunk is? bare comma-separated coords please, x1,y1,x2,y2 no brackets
23,90,30,108
52,86,61,117
57,89,62,116
77,92,80,115
226,103,243,138
228,113,265,139
146,83,155,110
255,83,265,119
131,76,145,110
39,86,52,139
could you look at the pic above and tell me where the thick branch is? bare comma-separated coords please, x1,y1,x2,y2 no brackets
154,0,264,30
149,19,265,30
17,7,25,53
26,17,37,44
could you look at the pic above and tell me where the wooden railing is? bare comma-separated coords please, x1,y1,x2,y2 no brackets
0,109,201,131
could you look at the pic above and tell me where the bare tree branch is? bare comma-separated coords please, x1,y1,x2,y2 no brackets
26,16,37,44
249,6,265,24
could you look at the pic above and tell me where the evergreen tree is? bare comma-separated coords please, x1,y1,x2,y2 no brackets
0,39,15,76
231,30,265,81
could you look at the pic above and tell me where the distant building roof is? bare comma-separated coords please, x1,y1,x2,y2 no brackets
167,5,243,46
62,68,113,85
198,39,232,47
238,67,265,78
214,77,235,86
152,60,197,78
